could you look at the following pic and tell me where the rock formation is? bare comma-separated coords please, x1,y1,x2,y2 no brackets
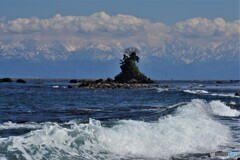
114,47,154,83
16,79,26,83
0,78,13,82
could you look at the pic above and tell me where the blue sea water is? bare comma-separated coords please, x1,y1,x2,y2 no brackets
0,80,239,160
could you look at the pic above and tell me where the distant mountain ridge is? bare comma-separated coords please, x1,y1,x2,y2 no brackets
0,36,238,63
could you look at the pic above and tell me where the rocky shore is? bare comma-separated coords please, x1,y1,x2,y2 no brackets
68,79,169,89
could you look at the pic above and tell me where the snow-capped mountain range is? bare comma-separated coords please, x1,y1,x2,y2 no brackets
0,37,238,63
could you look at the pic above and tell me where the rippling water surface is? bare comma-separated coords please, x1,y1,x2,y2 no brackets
0,80,239,159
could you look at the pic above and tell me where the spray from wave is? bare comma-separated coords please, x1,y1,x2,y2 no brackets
209,100,240,117
183,89,209,94
0,99,235,160
183,89,240,98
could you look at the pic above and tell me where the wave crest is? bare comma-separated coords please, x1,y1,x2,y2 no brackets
0,99,234,159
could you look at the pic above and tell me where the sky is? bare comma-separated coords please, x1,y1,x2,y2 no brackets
0,0,239,79
0,0,239,24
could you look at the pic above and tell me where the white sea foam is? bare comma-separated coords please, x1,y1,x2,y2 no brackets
0,99,234,159
183,90,240,98
183,89,209,94
52,85,59,88
157,88,169,92
210,93,239,98
230,101,236,105
0,122,52,130
0,156,7,160
209,100,240,117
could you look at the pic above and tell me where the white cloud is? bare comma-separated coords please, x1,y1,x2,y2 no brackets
0,12,239,61
175,17,239,37
1,12,151,34
1,12,237,39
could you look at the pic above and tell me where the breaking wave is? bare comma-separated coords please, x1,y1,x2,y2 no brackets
183,89,240,98
0,122,51,130
183,89,209,94
209,100,240,117
209,93,239,98
157,88,169,92
0,99,235,160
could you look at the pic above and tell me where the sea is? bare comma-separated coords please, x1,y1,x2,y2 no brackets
0,79,239,160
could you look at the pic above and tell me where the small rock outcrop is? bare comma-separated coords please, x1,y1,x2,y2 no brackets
16,79,26,83
68,80,162,89
106,78,114,83
215,80,223,84
67,79,173,89
0,78,12,83
69,79,78,83
95,79,104,83
235,92,240,97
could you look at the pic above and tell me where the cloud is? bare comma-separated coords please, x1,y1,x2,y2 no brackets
1,12,238,39
1,12,150,34
0,12,239,61
174,17,239,37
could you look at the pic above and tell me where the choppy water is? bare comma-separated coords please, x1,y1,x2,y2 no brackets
0,80,239,160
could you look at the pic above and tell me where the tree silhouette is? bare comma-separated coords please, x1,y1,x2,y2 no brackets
114,47,153,83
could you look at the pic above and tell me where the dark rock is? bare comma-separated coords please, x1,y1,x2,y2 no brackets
234,92,240,97
0,78,12,82
160,85,170,88
16,79,26,83
215,81,223,84
67,79,173,89
68,85,79,88
95,79,104,83
128,79,138,84
69,79,78,83
106,78,114,83
146,78,155,83
79,79,95,83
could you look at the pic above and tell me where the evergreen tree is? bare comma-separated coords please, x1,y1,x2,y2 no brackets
114,47,153,83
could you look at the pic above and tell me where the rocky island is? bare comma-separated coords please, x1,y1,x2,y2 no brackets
68,80,160,89
68,47,162,89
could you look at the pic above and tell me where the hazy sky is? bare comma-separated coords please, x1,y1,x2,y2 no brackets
0,0,239,24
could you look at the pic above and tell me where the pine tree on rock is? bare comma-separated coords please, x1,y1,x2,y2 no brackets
114,47,154,83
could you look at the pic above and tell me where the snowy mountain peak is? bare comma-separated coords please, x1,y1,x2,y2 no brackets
0,37,239,63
